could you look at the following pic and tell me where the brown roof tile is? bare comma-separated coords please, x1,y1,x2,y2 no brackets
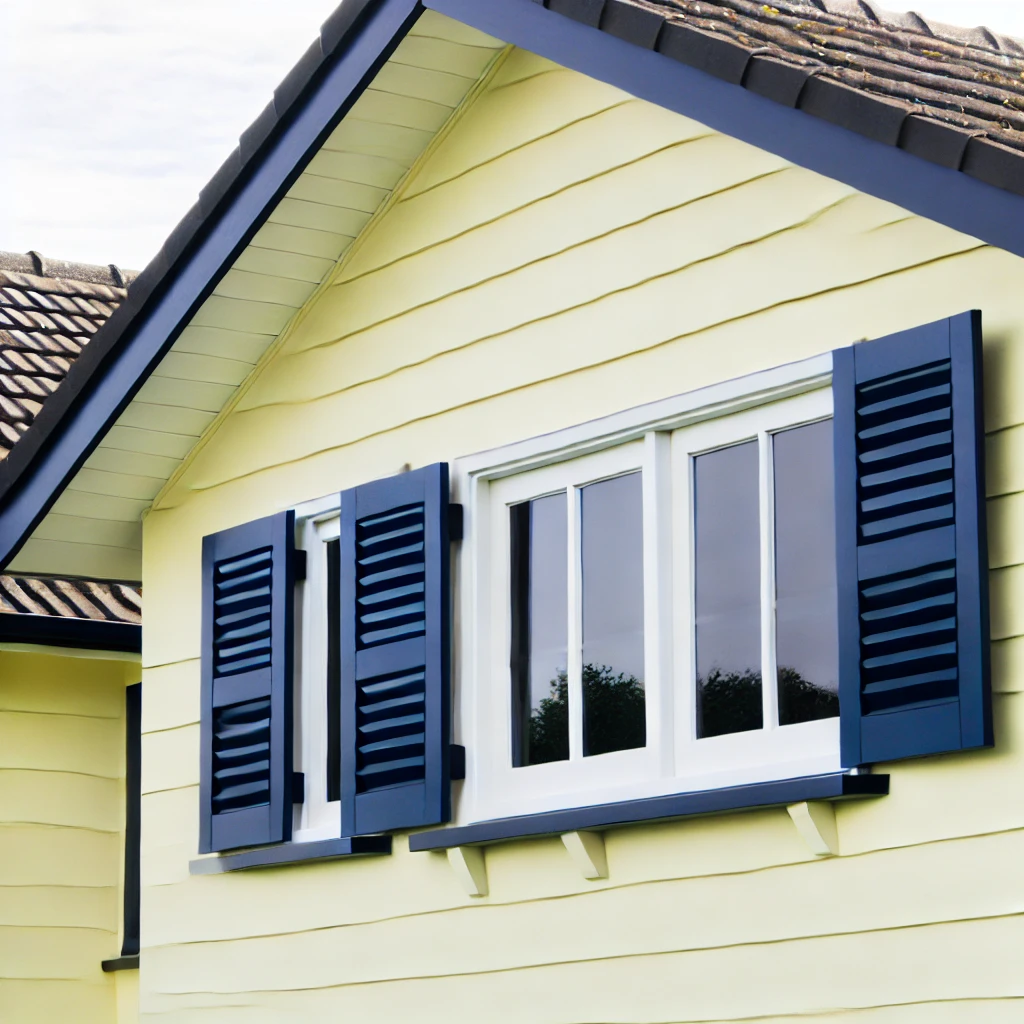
0,251,136,465
0,574,141,624
552,0,1024,183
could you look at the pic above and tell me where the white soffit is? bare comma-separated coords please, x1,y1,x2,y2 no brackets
9,11,505,582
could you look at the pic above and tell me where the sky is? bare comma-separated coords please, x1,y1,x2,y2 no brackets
4,0,1024,272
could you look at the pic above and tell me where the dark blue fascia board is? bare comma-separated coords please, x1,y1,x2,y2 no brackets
409,772,889,851
427,0,1024,262
188,834,392,874
0,613,141,654
0,0,424,573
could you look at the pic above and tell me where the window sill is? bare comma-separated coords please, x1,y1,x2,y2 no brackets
189,835,391,875
409,772,888,851
101,955,139,972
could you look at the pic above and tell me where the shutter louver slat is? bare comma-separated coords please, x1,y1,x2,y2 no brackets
200,512,295,853
340,465,452,837
356,667,427,792
356,504,427,648
834,312,991,766
853,359,959,717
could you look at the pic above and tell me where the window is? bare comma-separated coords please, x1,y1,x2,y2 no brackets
463,362,841,821
293,510,342,843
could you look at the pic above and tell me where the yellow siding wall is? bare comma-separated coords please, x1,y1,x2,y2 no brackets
140,48,1024,1021
0,649,137,1022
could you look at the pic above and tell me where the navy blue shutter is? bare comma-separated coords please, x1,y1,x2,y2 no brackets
340,464,452,836
833,311,991,766
199,512,296,853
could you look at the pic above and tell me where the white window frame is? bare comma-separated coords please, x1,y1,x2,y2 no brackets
292,501,342,843
454,353,838,824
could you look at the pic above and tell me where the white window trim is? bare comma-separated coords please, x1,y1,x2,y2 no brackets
454,353,837,824
292,502,341,844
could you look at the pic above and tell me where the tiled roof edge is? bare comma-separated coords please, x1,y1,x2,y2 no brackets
0,0,380,507
0,251,137,290
538,0,1024,195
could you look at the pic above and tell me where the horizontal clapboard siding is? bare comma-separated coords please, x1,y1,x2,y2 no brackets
134,44,1024,1024
0,651,128,1022
7,11,505,582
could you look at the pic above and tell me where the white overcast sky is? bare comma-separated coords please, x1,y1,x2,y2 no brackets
4,0,1024,271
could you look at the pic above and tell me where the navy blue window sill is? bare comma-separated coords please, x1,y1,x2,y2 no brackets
189,835,391,875
101,955,139,972
409,772,888,851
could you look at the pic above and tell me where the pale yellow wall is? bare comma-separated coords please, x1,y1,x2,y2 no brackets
139,47,1024,1021
0,649,138,1022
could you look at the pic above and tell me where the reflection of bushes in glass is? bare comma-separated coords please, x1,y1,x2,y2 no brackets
778,666,839,725
528,664,646,764
698,667,839,738
698,668,763,738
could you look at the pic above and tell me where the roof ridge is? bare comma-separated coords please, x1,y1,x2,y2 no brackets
0,251,137,290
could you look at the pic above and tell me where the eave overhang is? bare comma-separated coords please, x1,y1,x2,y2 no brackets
3,0,1024,578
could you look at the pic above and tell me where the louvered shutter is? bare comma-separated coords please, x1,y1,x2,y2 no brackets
339,464,452,836
833,311,991,767
199,512,297,853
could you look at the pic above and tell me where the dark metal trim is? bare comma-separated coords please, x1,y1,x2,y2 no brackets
188,835,392,874
0,613,141,653
408,772,889,850
101,955,139,973
120,683,141,958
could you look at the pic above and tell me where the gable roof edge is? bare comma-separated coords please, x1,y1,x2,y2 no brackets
0,0,424,572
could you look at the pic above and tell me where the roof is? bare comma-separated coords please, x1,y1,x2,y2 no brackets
3,0,1024,585
0,251,134,462
559,0,1024,188
0,574,141,623
0,252,141,650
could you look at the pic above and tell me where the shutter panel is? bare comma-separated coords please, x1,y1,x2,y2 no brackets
340,464,452,836
833,311,991,767
199,512,296,853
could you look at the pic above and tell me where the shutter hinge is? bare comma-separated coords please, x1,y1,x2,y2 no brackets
449,504,464,542
449,744,466,781
293,549,308,582
292,772,305,804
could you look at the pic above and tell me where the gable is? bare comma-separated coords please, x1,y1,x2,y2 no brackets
5,11,505,581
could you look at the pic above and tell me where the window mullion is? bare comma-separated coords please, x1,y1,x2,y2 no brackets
759,431,779,731
567,485,584,761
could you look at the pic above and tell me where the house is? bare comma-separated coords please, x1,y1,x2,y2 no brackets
0,251,142,1020
3,0,1024,1019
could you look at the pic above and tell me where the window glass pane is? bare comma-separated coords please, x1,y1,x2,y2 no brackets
581,472,646,756
774,421,840,724
695,441,763,738
510,494,569,765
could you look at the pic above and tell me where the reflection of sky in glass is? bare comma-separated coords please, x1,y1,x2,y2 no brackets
774,421,839,719
528,493,568,710
695,441,762,737
695,442,761,677
581,473,645,684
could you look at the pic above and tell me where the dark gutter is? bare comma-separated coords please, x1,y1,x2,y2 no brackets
0,613,141,653
409,772,889,851
0,0,424,571
429,0,1024,257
